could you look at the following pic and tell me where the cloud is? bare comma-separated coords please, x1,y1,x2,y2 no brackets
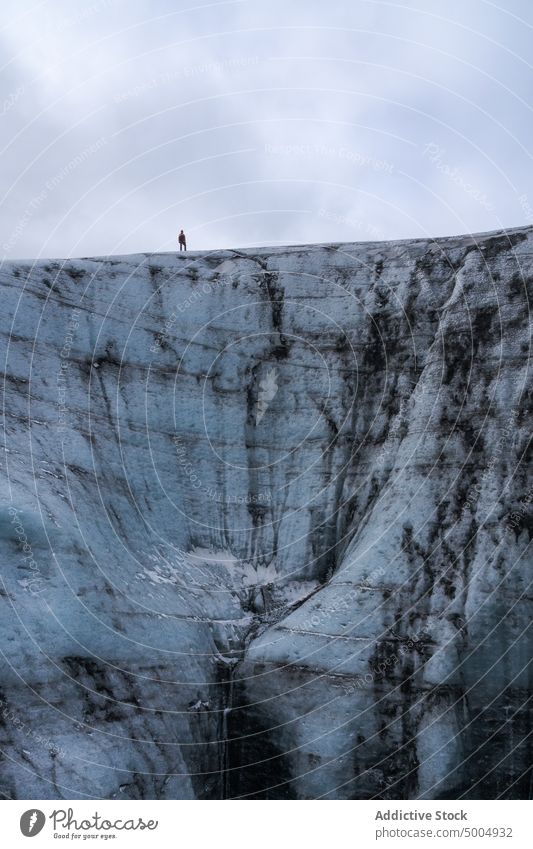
1,0,532,258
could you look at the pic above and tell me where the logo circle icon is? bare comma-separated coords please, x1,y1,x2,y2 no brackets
20,809,46,837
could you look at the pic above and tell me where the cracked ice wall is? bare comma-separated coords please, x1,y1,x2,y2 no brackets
0,227,531,799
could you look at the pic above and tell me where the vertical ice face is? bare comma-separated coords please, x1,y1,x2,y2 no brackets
0,228,531,799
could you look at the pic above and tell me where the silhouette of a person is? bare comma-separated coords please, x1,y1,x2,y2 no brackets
178,229,187,251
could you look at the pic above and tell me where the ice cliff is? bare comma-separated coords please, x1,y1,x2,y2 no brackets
0,227,531,799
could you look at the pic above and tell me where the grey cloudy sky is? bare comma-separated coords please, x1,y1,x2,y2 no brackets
1,0,532,258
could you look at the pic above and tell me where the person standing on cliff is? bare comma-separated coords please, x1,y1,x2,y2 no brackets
178,229,187,251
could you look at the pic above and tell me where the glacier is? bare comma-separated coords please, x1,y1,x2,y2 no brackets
0,227,531,799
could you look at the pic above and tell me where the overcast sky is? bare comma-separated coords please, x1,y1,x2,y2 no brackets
1,0,532,258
